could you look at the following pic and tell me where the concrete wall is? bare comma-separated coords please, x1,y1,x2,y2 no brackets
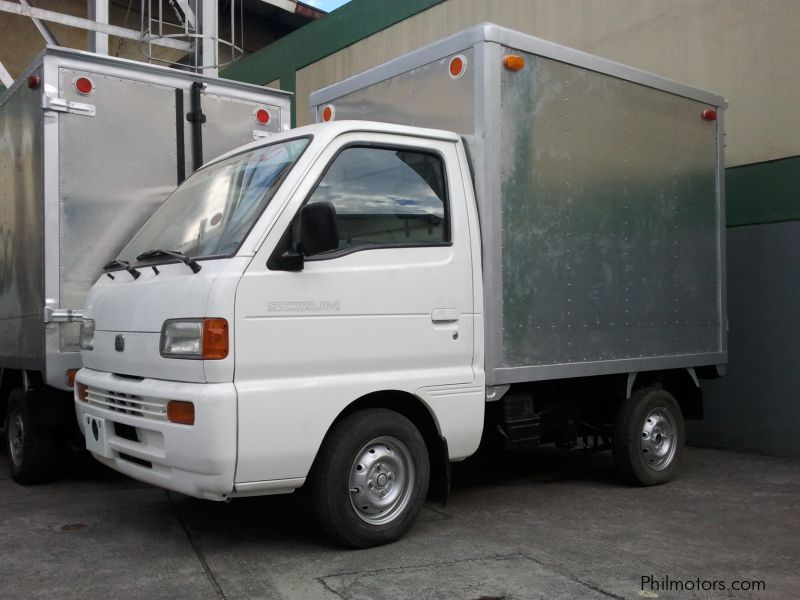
294,0,800,167
688,221,800,457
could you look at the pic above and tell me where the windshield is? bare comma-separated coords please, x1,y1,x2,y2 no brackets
117,137,310,264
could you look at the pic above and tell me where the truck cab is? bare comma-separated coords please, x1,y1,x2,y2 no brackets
75,121,485,546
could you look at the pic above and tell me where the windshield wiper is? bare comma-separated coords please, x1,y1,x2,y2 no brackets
102,259,141,280
136,249,202,273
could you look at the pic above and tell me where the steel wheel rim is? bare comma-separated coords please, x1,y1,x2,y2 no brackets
640,408,677,471
8,413,24,468
349,435,415,526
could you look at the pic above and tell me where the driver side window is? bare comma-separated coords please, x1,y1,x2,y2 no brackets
298,145,449,256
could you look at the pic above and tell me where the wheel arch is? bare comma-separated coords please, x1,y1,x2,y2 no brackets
313,389,450,504
630,368,703,420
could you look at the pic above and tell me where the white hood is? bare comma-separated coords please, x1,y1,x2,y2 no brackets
81,258,244,382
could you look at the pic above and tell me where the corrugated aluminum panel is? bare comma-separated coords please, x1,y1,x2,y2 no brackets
201,92,283,163
58,69,179,352
498,50,721,373
0,64,45,369
311,47,476,136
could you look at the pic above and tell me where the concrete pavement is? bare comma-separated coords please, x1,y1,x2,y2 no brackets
1,442,798,599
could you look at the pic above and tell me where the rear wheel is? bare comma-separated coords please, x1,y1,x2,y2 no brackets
310,408,429,548
613,387,684,486
5,388,56,485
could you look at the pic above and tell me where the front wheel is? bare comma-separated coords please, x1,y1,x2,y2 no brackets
613,387,684,486
310,408,429,548
5,388,56,485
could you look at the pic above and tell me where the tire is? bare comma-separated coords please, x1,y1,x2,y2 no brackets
310,408,430,548
613,387,684,486
5,388,56,485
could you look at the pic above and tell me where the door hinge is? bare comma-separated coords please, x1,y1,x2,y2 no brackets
43,307,85,323
42,95,96,117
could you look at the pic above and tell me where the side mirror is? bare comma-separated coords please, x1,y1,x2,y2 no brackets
267,202,339,272
299,202,338,256
269,252,304,272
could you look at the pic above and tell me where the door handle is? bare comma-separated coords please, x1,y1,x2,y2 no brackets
431,308,460,323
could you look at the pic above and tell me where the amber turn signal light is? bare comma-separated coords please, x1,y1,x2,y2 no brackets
167,400,195,426
202,318,229,360
76,382,89,402
66,369,79,387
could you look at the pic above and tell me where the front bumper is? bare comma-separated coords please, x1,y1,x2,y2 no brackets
74,368,237,500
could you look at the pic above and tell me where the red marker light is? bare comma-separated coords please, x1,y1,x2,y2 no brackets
74,76,93,95
27,74,41,89
321,105,335,122
702,108,717,121
254,108,270,125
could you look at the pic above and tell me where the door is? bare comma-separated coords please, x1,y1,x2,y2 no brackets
199,93,283,164
58,69,179,351
234,132,476,483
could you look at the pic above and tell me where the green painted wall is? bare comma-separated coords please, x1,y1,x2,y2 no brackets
223,0,446,125
726,155,800,227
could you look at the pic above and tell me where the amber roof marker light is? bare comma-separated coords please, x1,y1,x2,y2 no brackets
503,54,526,71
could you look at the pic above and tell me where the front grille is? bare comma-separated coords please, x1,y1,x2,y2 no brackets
87,387,167,421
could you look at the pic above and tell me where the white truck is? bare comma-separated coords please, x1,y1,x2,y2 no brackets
1,47,290,484
74,24,726,547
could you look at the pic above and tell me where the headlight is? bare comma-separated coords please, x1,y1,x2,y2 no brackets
160,319,203,358
80,319,95,351
160,318,228,360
